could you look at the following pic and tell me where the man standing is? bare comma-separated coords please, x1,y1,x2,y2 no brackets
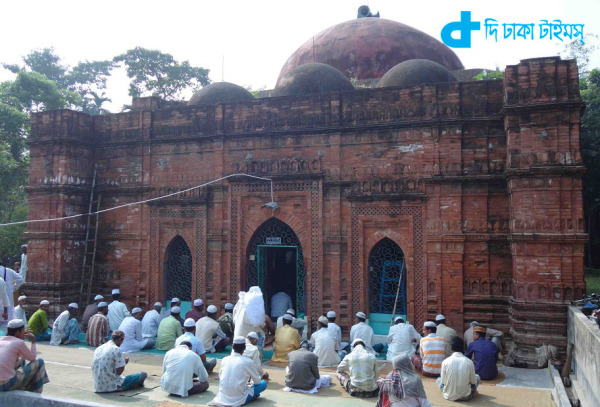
413,321,446,378
107,289,130,332
142,302,162,340
81,295,104,331
0,277,9,324
92,330,147,393
156,306,183,351
50,303,80,346
87,302,109,347
217,302,235,339
19,245,28,282
336,338,380,398
285,340,323,391
14,296,28,326
270,291,293,320
350,312,383,353
175,318,217,373
310,316,340,367
386,317,422,361
161,341,209,397
208,336,267,406
27,300,51,341
435,314,457,357
195,305,231,353
438,337,479,401
243,332,268,380
0,262,24,323
119,307,154,352
465,326,498,380
185,298,205,322
0,319,49,393
271,314,301,363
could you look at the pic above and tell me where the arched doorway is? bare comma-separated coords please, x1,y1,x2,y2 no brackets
246,218,306,317
368,238,406,333
163,235,192,302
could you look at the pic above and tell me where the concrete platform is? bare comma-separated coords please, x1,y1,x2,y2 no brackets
6,343,558,407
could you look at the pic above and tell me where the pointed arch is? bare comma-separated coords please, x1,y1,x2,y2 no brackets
368,237,406,315
163,235,192,302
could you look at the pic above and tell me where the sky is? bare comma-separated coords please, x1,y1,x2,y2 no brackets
1,0,599,112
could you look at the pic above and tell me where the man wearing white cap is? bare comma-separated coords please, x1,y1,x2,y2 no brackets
156,306,183,350
413,321,446,377
142,302,163,340
81,295,104,331
208,336,267,406
14,296,28,326
87,302,109,347
185,298,205,322
161,340,209,397
0,276,10,324
310,316,340,367
326,311,343,351
276,308,307,335
108,289,131,332
19,245,28,282
243,332,268,380
0,262,24,326
50,303,80,346
336,338,380,398
435,314,457,357
464,321,503,350
167,298,185,326
272,314,301,363
0,319,49,393
350,312,383,353
196,305,231,353
176,318,217,373
27,300,51,341
386,316,422,361
119,307,154,352
218,302,235,339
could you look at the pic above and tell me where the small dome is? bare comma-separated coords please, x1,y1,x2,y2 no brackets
188,82,254,105
377,59,458,89
273,63,354,97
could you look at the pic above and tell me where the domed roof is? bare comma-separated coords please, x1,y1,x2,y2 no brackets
278,18,463,83
273,63,354,97
188,82,254,105
377,59,458,89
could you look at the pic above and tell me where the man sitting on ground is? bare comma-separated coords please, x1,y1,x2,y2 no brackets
81,295,104,331
350,312,384,353
176,318,217,373
28,300,51,341
286,340,331,392
218,302,235,339
107,289,131,333
87,302,109,347
168,298,185,325
464,321,503,351
119,307,154,352
92,330,147,393
142,302,162,340
208,336,267,406
0,319,49,393
412,321,446,378
386,316,422,361
336,338,380,398
326,311,344,353
310,315,340,367
465,325,498,380
196,305,231,353
14,295,28,326
161,341,209,397
244,332,269,380
185,298,205,322
438,337,479,401
156,306,183,351
272,314,301,363
276,308,307,336
435,314,457,357
50,303,80,345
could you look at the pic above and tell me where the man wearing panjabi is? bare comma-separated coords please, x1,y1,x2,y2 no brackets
142,302,163,340
337,338,380,398
107,289,130,332
310,315,340,367
50,303,80,346
271,313,301,363
28,300,51,341
161,341,209,397
465,325,498,380
438,337,479,401
81,294,104,331
243,332,268,380
119,307,154,352
86,302,109,347
386,316,421,361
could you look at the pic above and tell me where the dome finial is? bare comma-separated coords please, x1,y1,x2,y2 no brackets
357,5,379,18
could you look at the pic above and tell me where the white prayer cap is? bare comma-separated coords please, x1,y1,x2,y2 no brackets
470,321,479,327
247,332,259,340
225,303,234,310
7,319,25,329
193,299,203,306
132,307,142,314
327,311,336,318
112,289,120,295
282,314,293,322
395,316,404,323
171,306,181,313
424,321,436,328
40,300,50,305
435,314,446,321
184,318,196,328
356,312,367,319
352,338,364,347
98,302,108,308
233,336,246,345
154,302,163,307
17,295,27,302
68,303,78,309
94,295,104,301
318,316,329,325
286,308,295,316
171,297,180,303
207,305,218,313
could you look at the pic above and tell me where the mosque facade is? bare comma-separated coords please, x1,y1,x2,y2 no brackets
24,15,586,361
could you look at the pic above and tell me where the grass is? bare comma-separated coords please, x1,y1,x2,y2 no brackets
585,268,600,295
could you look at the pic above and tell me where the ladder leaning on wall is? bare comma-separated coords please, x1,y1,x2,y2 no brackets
79,167,102,306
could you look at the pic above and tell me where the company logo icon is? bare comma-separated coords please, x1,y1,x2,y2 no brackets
441,11,481,48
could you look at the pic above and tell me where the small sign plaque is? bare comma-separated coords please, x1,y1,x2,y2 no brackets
266,237,282,245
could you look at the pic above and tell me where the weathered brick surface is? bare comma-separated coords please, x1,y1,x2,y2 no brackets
25,57,585,355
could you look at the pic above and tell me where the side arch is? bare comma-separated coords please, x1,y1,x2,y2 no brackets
367,237,406,316
163,235,193,302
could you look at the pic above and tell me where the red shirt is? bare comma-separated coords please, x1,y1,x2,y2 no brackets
0,336,37,381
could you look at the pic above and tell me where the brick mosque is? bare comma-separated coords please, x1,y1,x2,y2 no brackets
24,13,586,361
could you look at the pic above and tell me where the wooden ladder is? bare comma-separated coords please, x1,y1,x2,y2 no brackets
79,167,102,305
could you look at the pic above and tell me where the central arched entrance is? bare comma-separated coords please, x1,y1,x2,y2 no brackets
246,218,306,317
163,235,192,302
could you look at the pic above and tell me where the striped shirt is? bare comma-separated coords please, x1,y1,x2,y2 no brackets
419,333,446,375
87,313,109,347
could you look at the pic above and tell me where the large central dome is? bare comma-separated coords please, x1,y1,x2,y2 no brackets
277,17,463,84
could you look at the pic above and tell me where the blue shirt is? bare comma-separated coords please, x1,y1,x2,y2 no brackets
465,338,498,380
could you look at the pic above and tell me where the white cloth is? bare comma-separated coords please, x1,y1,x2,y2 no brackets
233,297,264,338
336,345,378,391
208,352,262,407
0,278,10,308
270,292,293,318
142,309,162,339
0,267,24,321
310,327,340,367
107,300,130,332
283,375,331,394
119,316,148,353
436,324,457,357
327,322,342,350
350,321,375,351
243,339,264,376
161,345,208,397
386,323,422,360
175,331,206,356
14,305,27,325
440,352,477,401
50,310,70,345
195,316,220,353
20,253,28,282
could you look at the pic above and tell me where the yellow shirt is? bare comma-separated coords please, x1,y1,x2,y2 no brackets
271,325,301,363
